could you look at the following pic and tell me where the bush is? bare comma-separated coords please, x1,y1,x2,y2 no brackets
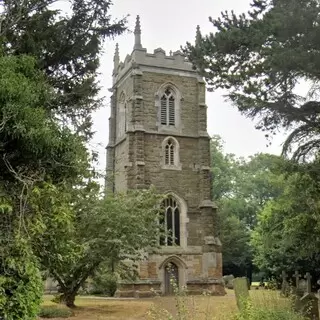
90,272,117,296
0,241,43,320
38,305,73,318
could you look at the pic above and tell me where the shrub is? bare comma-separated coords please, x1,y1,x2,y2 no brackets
38,305,73,318
0,241,43,320
90,272,117,296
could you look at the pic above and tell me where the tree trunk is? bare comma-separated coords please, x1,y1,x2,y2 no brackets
58,291,77,308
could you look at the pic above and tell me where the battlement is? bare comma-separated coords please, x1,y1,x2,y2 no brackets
113,47,196,84
112,16,198,85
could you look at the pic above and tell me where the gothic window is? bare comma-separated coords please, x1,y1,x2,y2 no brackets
162,137,180,169
160,88,175,126
165,139,174,165
160,197,180,246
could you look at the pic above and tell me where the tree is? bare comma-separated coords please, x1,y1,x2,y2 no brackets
1,0,127,139
210,136,286,277
251,160,320,279
210,136,252,275
31,183,163,307
0,1,127,316
0,54,89,319
184,0,320,160
218,208,251,277
210,135,238,201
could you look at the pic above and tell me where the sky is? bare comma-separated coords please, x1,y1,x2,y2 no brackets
91,0,286,175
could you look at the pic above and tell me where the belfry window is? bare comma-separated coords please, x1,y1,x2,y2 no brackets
160,88,175,126
160,197,180,246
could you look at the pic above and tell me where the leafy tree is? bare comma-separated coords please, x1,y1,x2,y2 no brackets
211,136,252,275
0,202,43,320
211,136,286,277
252,160,320,279
233,153,285,228
218,208,251,277
0,0,127,316
210,135,238,201
1,0,127,138
184,0,320,160
31,183,163,307
0,54,89,319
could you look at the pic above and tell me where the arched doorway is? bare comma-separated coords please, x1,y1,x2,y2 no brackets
164,262,179,295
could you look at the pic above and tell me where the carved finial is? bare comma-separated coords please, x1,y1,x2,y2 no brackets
134,15,142,50
196,25,202,46
113,43,119,73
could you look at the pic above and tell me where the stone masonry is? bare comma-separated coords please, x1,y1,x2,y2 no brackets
106,16,224,297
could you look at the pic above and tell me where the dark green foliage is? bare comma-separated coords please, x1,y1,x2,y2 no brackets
0,54,85,319
0,0,127,316
211,136,287,276
0,238,43,320
252,159,320,277
1,0,127,139
0,55,88,185
91,271,118,296
184,0,320,160
38,305,73,318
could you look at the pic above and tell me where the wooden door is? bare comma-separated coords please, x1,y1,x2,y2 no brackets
164,262,179,295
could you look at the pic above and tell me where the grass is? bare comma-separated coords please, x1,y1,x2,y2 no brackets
39,290,293,320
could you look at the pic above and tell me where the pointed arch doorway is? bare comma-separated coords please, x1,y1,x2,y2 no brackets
164,262,179,295
160,255,188,295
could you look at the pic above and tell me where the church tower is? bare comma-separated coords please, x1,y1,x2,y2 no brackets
106,16,224,296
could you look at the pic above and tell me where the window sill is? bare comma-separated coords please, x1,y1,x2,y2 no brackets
158,126,180,134
162,164,182,171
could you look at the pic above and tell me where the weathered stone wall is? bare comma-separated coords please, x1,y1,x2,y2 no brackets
141,72,201,135
114,138,128,192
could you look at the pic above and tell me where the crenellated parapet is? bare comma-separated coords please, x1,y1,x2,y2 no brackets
112,16,197,86
113,48,196,85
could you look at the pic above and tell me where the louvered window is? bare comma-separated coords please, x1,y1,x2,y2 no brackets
160,88,175,126
161,96,167,125
165,139,174,165
159,197,180,246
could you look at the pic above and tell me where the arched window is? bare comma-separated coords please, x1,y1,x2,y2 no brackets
162,137,181,170
160,88,175,126
165,139,174,165
160,197,180,246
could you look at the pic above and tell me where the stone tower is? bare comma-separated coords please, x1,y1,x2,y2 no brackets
106,16,224,297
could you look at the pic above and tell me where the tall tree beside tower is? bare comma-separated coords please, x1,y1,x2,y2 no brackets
0,0,126,318
184,0,320,161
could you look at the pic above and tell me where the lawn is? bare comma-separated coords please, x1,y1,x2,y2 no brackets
40,290,287,320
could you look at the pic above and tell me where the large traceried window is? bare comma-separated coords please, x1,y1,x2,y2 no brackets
160,197,180,246
160,88,175,126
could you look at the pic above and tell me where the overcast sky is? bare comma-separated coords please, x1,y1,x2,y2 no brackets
91,0,286,175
